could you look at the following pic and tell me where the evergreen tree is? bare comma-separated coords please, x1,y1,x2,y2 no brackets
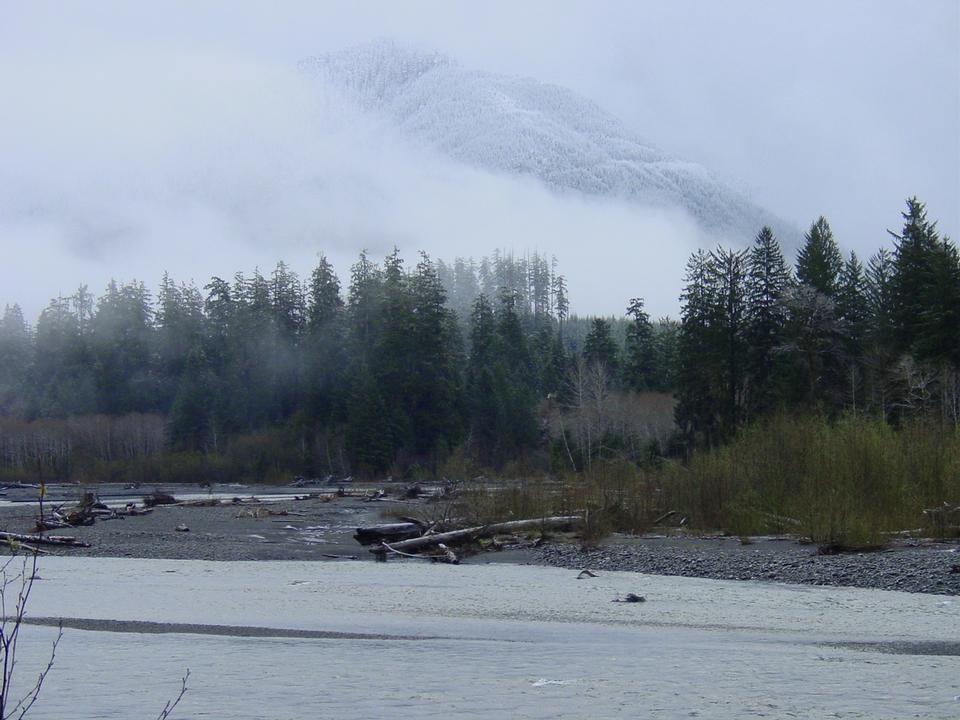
494,290,539,457
914,236,960,367
864,248,897,417
344,364,394,474
30,296,95,417
89,280,157,414
406,253,465,458
889,197,941,354
623,298,655,391
676,250,721,445
304,255,345,422
744,227,791,415
582,318,619,375
836,252,869,411
650,319,680,391
797,216,843,297
347,250,382,354
156,273,205,408
0,305,31,414
708,247,749,432
167,348,216,452
465,294,503,464
307,255,342,330
270,261,305,340
780,285,843,410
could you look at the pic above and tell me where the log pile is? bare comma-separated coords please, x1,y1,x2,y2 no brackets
33,492,154,533
357,515,582,563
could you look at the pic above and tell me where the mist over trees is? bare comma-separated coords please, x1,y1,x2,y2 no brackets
0,198,957,493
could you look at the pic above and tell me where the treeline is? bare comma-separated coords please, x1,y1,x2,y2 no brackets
676,198,959,448
0,249,674,482
0,197,956,502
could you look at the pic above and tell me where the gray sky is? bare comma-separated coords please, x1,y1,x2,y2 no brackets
1,1,957,320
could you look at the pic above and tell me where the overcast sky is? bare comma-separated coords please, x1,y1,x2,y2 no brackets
1,1,957,320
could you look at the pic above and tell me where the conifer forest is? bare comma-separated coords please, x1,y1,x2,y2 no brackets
1,198,957,542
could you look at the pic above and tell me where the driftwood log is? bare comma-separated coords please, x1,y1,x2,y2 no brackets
354,522,425,546
380,540,460,564
0,531,90,548
370,515,581,557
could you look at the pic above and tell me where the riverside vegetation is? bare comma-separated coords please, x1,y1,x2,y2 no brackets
0,198,958,547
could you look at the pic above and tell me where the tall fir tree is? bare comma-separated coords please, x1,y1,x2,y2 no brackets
836,252,869,411
889,197,941,355
744,227,791,416
708,246,749,432
676,250,721,446
623,298,655,391
797,216,843,297
582,318,620,376
0,305,31,414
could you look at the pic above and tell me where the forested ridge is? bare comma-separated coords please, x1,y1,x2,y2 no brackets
1,198,958,538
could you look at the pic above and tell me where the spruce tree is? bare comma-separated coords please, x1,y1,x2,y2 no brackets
30,296,95,417
650,319,680,391
864,248,897,417
304,256,345,423
494,290,539,458
676,250,720,445
708,247,749,432
889,197,945,356
307,254,342,330
915,236,960,367
797,216,843,297
465,295,503,464
0,305,31,414
89,280,157,414
744,227,791,415
623,298,655,391
582,318,620,376
837,252,869,411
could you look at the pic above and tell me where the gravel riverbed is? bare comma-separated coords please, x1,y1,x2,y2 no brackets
3,483,958,595
536,534,960,595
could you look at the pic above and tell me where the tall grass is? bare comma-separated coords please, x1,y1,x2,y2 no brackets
660,413,960,545
457,414,960,547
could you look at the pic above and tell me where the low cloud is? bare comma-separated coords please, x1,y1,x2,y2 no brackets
0,48,703,320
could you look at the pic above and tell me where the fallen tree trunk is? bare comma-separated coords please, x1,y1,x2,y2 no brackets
0,531,91,548
371,515,581,556
354,522,425,546
380,540,458,564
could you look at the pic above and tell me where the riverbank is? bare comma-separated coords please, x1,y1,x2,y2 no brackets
1,482,957,594
536,534,960,596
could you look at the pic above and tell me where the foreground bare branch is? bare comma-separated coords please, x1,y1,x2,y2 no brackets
156,670,190,720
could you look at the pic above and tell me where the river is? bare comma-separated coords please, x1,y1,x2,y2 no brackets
9,557,959,718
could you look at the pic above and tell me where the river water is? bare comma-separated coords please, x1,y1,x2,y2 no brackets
10,558,959,718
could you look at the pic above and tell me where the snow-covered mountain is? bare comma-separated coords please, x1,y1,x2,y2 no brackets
300,41,793,244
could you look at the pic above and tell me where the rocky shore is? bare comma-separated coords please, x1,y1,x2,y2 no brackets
3,483,958,595
536,535,960,596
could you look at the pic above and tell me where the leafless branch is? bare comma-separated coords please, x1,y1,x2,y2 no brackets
155,669,190,720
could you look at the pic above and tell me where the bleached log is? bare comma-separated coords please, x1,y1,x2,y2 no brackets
379,540,459,564
370,515,580,555
0,531,90,548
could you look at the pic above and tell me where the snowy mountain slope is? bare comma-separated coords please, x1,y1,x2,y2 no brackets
300,41,794,243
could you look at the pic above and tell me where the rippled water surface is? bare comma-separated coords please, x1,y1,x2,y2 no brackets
11,558,960,719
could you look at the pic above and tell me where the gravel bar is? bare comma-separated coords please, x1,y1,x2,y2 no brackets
536,535,960,595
